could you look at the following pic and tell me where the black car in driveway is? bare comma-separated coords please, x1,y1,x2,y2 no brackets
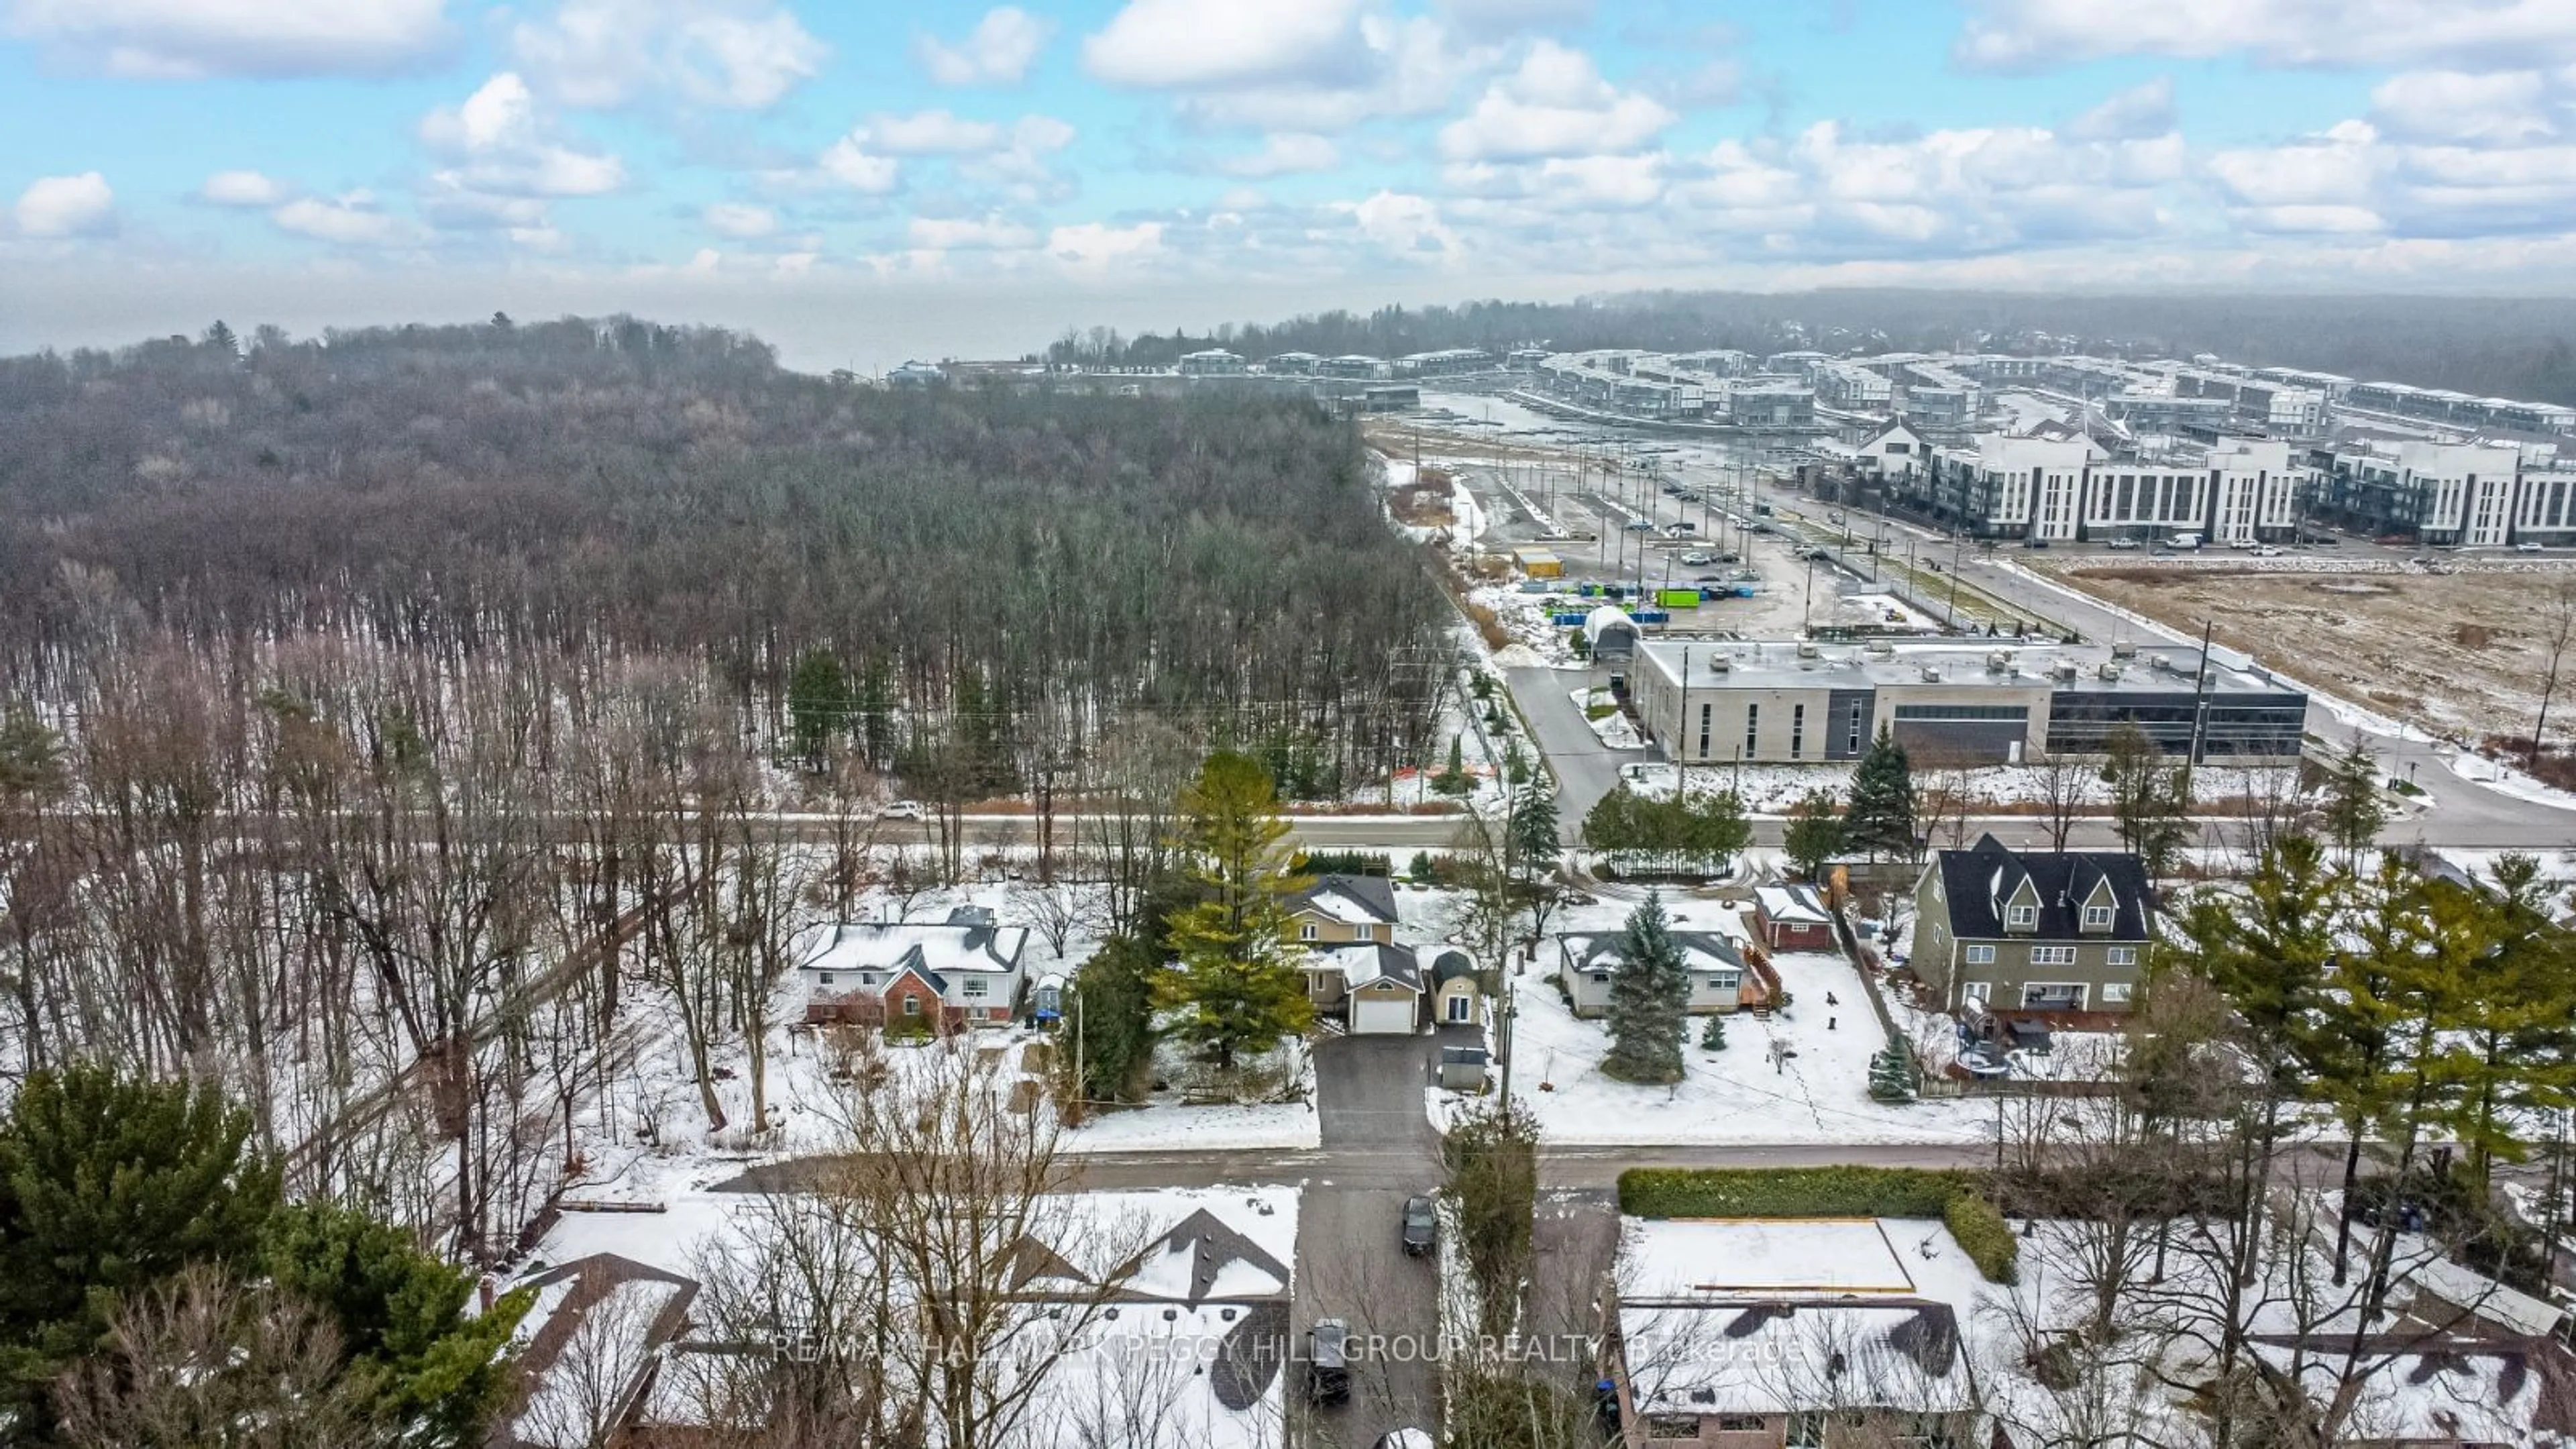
1307,1318,1352,1405
1401,1195,1438,1256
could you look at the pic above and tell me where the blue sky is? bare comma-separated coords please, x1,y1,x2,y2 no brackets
5,1,2576,368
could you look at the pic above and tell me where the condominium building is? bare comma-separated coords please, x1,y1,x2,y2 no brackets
1904,434,2300,544
2306,441,2527,545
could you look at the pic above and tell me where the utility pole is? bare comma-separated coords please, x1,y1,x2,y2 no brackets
2182,616,2216,796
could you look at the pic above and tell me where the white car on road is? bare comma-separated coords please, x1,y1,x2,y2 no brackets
876,800,925,820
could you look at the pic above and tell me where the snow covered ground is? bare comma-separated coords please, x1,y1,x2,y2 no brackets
1609,757,2298,818
1570,685,1644,749
1434,915,1992,1146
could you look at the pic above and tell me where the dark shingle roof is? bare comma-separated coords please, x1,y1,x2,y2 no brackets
1431,949,1477,985
1931,833,2152,942
1306,941,1422,991
1291,873,1400,924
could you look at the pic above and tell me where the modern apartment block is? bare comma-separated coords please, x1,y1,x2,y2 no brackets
2305,440,2541,545
1626,639,2310,767
1898,433,2301,544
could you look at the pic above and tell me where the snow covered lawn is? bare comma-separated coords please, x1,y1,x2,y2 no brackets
1570,685,1644,748
1438,938,1991,1146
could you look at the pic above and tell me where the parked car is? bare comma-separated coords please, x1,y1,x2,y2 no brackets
2106,538,2143,550
2254,545,2284,557
2520,541,2547,553
877,800,925,820
1715,551,1741,564
1624,519,1655,532
1680,551,1713,566
1307,1320,1352,1406
1402,1195,1438,1256
2021,538,2050,549
2224,537,2255,549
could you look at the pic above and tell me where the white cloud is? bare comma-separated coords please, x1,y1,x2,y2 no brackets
908,214,1039,250
1083,0,1370,89
1955,0,2576,73
197,169,291,207
2065,76,2176,142
1434,0,1592,34
704,201,777,237
2206,100,2576,237
1338,189,1459,256
916,6,1052,85
421,72,625,198
1044,219,1164,275
818,137,902,193
1219,133,1341,177
510,0,823,110
866,110,1007,156
1437,41,1674,161
2370,69,2559,144
13,172,115,237
6,0,446,78
270,193,413,246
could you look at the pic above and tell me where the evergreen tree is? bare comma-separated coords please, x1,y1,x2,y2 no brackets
1782,788,1847,881
1699,1013,1728,1052
2102,722,2192,876
857,653,897,769
786,649,849,770
1064,932,1161,1106
1868,1042,1919,1102
1159,752,1314,1069
261,1203,528,1446
1603,891,1689,1084
2318,735,2390,861
1842,727,1918,861
0,1066,282,1428
1682,789,1752,876
1432,735,1473,796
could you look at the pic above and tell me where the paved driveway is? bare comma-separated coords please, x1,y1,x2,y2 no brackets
1295,1033,1446,1448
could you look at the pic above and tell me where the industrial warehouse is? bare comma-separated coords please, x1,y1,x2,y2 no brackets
1624,638,2310,766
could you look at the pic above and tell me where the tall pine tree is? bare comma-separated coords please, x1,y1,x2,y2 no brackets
786,649,849,771
1842,727,1918,861
1160,752,1314,1069
1603,890,1689,1084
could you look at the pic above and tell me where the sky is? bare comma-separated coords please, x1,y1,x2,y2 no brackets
7,0,2576,370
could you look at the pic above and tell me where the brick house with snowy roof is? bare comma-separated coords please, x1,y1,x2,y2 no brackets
792,905,1030,1029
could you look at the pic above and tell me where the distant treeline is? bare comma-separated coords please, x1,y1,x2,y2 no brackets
0,315,1450,794
1051,290,2576,405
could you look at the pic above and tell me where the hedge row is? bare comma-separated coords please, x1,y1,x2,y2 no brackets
1941,1192,2021,1287
1617,1167,2019,1285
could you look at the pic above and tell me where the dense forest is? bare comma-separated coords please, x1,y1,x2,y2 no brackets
0,314,1451,1261
1051,290,2576,405
0,315,1450,794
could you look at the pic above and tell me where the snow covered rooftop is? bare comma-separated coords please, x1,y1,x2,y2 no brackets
1623,1218,1917,1299
1753,884,1832,926
1290,873,1399,925
792,914,1029,982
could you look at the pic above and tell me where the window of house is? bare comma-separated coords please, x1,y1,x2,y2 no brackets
2083,905,2113,928
817,972,835,985
902,996,922,1017
1710,973,1739,991
2107,946,2138,966
963,977,987,998
1963,981,1990,1004
859,973,875,986
2031,945,2077,965
1964,945,1996,964
2006,904,2036,927
1356,924,1377,941
2102,982,2133,1004
1746,703,1760,756
1591,971,1611,983
1698,702,1712,759
1299,922,1318,941
1787,1411,1827,1448
1848,702,1864,756
1715,1416,1766,1432
1644,1417,1701,1441
1790,703,1806,760
1448,996,1472,1022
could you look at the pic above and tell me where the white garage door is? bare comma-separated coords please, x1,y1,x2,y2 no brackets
1350,994,1416,1036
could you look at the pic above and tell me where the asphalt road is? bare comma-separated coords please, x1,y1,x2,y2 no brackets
1297,1034,1446,1448
1502,662,1640,837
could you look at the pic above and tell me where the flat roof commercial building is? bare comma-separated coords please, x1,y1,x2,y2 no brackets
1627,639,2308,767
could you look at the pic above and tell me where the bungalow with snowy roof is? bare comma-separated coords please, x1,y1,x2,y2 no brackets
792,904,1030,1029
1556,930,1759,1019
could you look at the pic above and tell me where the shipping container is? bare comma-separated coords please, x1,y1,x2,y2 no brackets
1656,588,1702,608
1629,609,1671,625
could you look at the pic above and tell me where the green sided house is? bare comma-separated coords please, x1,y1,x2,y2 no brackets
1913,833,2153,1019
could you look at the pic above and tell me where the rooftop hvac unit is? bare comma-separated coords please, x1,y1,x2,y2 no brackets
1864,641,1896,657
2053,662,2080,683
1709,656,1730,673
2147,654,2171,672
1796,641,1821,659
2110,639,2139,659
1920,665,1944,683
2098,662,2124,681
1986,650,2012,673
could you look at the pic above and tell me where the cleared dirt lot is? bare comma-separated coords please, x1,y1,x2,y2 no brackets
2047,558,2576,746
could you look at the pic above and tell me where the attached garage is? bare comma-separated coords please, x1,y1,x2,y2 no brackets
1350,985,1419,1036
